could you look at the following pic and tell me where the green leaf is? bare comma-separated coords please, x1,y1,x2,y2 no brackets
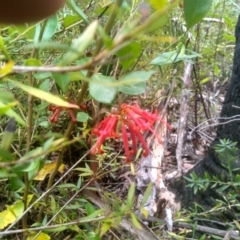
0,89,14,102
11,24,36,41
116,42,142,70
50,195,57,213
0,102,17,115
0,35,10,60
86,202,96,215
12,148,42,173
80,209,102,221
90,74,117,104
150,48,201,66
52,73,70,93
0,148,14,162
1,118,16,152
200,77,211,84
60,21,98,66
42,15,58,41
76,112,89,122
24,58,42,66
69,71,86,81
67,0,89,24
34,15,58,43
150,0,167,10
118,71,155,95
9,80,79,109
34,72,52,80
39,79,51,91
126,183,135,210
9,177,25,190
222,34,235,42
141,182,153,206
213,64,220,76
184,0,213,29
28,233,51,240
0,201,24,230
150,51,180,65
145,10,168,32
64,15,81,28
0,101,25,126
100,222,111,237
130,213,142,229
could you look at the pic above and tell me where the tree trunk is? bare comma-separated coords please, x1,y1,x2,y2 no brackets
169,15,240,217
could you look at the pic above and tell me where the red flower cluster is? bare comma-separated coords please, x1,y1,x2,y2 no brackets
48,104,77,123
48,103,87,123
90,104,171,162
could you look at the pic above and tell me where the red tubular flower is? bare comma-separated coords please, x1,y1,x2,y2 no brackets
67,109,77,123
90,103,171,162
90,134,106,154
49,108,61,123
90,115,119,155
125,119,149,157
127,122,137,155
121,122,131,162
48,102,79,123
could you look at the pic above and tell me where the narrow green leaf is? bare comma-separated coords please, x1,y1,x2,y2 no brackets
130,213,142,229
60,21,98,66
83,208,102,221
126,183,135,210
100,222,112,237
0,101,25,126
0,102,17,115
0,35,10,60
75,167,93,173
12,148,42,173
42,15,58,41
50,195,57,213
141,182,153,206
67,0,89,24
1,118,16,152
144,10,168,32
234,220,240,231
9,80,79,109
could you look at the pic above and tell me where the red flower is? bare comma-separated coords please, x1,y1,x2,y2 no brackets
48,101,86,123
90,115,119,154
48,104,77,123
90,104,172,162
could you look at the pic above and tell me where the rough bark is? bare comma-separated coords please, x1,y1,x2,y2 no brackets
169,15,240,215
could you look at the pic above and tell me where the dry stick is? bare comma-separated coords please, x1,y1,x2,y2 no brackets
176,63,192,176
36,0,124,224
174,222,239,239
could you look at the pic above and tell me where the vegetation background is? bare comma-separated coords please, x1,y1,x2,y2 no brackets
0,0,239,239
